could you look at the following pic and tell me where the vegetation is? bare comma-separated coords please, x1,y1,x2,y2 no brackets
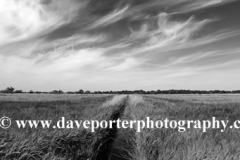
0,87,15,93
1,87,240,94
0,95,128,160
125,95,240,160
1,94,240,159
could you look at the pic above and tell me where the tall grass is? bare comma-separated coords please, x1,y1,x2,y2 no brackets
2,94,240,160
126,95,240,160
0,95,127,160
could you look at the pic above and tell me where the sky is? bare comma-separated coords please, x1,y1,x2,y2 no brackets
0,0,240,91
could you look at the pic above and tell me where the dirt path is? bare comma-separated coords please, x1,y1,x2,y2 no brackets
94,96,130,160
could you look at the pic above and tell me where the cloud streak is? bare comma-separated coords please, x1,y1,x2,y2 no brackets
89,5,129,29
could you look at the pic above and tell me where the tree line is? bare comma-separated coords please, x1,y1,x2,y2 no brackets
1,87,240,94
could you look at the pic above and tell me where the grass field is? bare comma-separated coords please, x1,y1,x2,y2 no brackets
125,95,240,160
147,94,240,103
1,94,240,160
0,94,127,159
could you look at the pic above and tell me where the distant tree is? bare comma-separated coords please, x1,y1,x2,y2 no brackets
85,90,91,94
50,90,64,94
14,90,22,93
67,91,75,94
29,90,34,94
1,87,15,93
58,90,64,94
79,89,84,94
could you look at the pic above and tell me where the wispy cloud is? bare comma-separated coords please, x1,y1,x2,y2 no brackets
88,5,129,29
179,0,237,12
121,13,213,55
165,51,219,67
0,0,83,45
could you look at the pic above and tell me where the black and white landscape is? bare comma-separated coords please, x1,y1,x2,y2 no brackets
1,1,240,160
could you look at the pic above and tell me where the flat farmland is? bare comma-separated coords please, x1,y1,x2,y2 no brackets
147,94,240,103
1,94,240,160
0,94,127,160
126,94,240,160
